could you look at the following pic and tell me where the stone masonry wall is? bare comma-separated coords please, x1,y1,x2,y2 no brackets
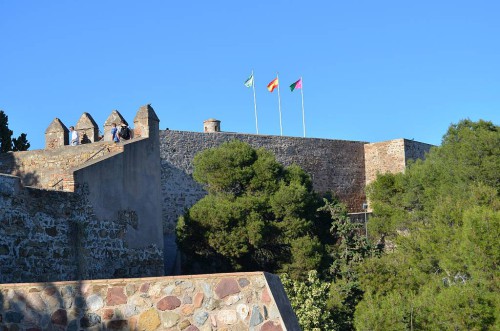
404,139,434,165
364,139,433,185
0,141,123,190
160,130,367,234
0,174,164,284
0,272,299,331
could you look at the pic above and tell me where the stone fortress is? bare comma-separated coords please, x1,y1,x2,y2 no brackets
0,104,432,330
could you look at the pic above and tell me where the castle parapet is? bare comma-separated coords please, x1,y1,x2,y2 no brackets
75,112,99,143
134,104,160,138
45,118,69,149
103,110,128,142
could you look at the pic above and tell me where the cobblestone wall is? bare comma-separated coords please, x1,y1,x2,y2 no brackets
160,130,367,234
0,272,299,330
0,174,163,284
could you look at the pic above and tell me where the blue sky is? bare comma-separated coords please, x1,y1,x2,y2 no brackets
1,1,499,150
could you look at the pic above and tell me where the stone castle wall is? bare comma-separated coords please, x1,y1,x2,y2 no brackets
0,104,165,283
159,130,367,234
0,272,299,330
364,139,433,185
0,141,123,190
0,174,163,284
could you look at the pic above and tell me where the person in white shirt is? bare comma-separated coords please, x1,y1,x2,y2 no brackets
69,126,79,146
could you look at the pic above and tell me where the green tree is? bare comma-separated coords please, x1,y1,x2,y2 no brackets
0,110,30,152
319,199,378,330
356,119,500,330
176,140,330,278
281,271,337,331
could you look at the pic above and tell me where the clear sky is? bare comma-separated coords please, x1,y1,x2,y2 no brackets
1,1,499,150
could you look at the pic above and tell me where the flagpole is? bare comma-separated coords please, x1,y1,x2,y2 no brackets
252,70,259,134
277,73,283,136
300,76,306,137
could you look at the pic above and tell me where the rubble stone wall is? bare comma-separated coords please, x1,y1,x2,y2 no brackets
159,130,367,234
0,142,123,190
0,272,299,331
0,174,164,284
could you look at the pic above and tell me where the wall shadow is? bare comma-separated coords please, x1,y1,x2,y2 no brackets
0,151,40,187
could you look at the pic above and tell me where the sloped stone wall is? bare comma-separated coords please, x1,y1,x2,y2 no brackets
0,174,163,284
0,272,299,330
0,141,123,190
159,130,367,234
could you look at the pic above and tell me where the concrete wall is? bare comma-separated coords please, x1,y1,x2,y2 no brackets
0,142,123,190
160,130,367,234
0,174,163,284
364,139,433,185
0,272,299,331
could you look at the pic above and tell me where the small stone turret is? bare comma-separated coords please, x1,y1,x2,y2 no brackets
134,104,159,139
203,118,221,133
104,110,128,142
45,118,69,149
75,112,99,144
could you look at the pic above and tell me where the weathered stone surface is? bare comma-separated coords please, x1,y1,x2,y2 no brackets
185,325,200,331
249,305,263,327
86,294,104,311
216,310,238,325
107,287,127,306
193,292,204,308
215,279,240,299
161,311,180,328
5,311,24,323
236,304,249,320
225,293,241,305
261,320,284,331
80,313,101,327
261,287,271,303
181,304,194,315
0,274,301,330
106,319,129,330
179,319,192,329
103,308,114,320
238,278,250,288
50,309,68,326
138,309,160,331
194,310,209,326
26,293,46,311
157,295,181,311
140,282,150,293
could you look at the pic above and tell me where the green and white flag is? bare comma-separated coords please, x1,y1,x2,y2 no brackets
244,74,254,87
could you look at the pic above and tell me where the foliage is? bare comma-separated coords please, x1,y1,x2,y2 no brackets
318,199,379,330
176,140,331,279
0,110,30,152
357,119,500,330
281,271,337,331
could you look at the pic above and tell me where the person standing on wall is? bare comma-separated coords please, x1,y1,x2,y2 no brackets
69,126,79,146
111,123,120,143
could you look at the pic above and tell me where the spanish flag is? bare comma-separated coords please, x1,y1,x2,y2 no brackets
267,77,279,92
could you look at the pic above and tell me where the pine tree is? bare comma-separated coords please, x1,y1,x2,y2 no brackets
0,110,30,152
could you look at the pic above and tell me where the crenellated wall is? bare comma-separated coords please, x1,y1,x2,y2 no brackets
0,104,165,284
0,272,299,330
159,130,367,234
